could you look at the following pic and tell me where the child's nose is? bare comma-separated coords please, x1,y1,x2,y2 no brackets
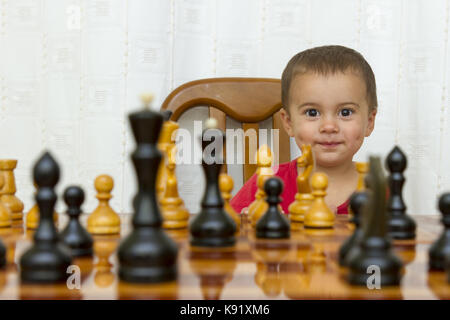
319,118,339,133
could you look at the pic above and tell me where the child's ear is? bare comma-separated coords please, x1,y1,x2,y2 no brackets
365,108,377,137
279,108,295,137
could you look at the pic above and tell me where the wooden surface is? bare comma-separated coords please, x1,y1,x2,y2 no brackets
160,78,290,181
0,214,448,300
161,78,282,123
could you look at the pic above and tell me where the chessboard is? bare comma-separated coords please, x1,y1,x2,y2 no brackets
0,213,448,300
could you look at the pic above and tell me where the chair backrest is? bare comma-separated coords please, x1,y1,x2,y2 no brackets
160,77,291,183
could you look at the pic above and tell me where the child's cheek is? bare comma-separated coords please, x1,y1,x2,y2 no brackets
295,125,315,145
345,125,365,149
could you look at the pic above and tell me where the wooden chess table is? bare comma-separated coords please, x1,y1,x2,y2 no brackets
0,214,448,300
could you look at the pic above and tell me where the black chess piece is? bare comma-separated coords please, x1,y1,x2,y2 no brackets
117,108,178,283
338,191,368,267
386,146,416,239
60,186,93,257
161,110,173,121
0,239,6,268
189,124,237,247
428,192,450,270
446,254,450,283
20,152,72,283
348,156,403,286
256,177,290,239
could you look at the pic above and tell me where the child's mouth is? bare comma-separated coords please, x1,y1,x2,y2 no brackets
318,142,341,148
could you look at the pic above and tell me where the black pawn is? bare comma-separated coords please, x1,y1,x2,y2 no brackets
189,126,236,247
20,152,72,283
428,192,450,270
60,186,93,257
118,108,178,283
386,146,416,239
348,156,403,286
256,177,290,239
338,191,368,267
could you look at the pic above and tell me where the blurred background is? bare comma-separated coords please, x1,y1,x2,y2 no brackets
0,0,449,215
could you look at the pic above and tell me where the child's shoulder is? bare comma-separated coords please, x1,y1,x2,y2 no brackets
273,158,298,178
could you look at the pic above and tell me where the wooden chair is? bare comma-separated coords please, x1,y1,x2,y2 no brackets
160,77,291,183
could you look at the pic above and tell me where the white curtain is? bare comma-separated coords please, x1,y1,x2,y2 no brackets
0,0,448,216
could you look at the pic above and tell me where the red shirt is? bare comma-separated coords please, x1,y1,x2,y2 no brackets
230,158,349,215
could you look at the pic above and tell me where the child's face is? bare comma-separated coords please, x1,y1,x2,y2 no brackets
280,71,377,168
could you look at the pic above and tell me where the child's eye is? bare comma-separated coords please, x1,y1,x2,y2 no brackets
339,108,354,117
304,109,320,117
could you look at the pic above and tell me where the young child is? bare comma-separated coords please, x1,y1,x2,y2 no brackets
230,45,377,215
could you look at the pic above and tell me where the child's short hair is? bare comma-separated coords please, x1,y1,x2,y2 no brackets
281,45,378,112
